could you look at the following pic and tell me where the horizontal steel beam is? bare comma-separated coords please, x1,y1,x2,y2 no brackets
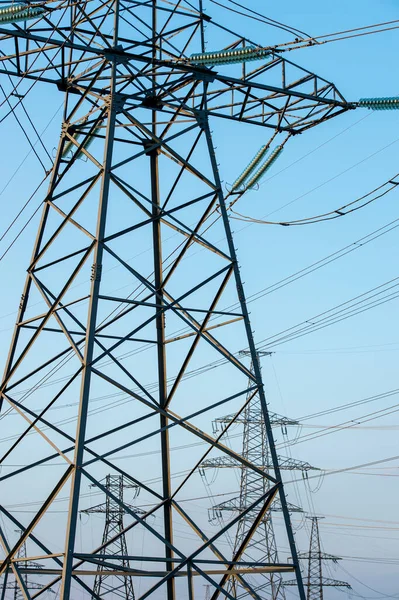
0,566,295,576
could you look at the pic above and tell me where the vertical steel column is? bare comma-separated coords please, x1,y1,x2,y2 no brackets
187,564,194,600
151,2,174,599
314,520,323,600
59,3,120,598
199,0,206,54
0,572,9,600
150,147,175,600
202,117,306,600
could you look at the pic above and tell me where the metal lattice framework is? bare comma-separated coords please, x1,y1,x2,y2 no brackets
0,531,48,600
0,1,354,599
81,475,143,599
285,517,351,599
200,351,312,599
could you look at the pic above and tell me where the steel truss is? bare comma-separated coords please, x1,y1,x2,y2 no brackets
284,517,351,599
0,1,353,599
200,351,311,599
81,475,143,599
0,531,48,600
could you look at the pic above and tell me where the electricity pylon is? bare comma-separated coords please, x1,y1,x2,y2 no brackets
200,351,312,599
0,1,355,598
285,517,351,599
81,475,142,599
0,531,48,600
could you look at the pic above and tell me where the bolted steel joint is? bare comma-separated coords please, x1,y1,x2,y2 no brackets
91,263,102,282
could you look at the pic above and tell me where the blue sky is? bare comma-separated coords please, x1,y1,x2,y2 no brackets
0,0,399,597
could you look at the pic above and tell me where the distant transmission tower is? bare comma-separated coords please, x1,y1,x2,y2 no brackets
200,351,315,599
0,530,49,600
81,475,142,600
285,517,351,599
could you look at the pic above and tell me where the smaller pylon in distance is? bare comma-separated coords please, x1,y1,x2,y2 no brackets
81,474,144,600
0,530,53,600
284,517,351,600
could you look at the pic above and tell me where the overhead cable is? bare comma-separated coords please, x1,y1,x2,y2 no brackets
230,172,399,226
277,402,399,449
286,454,399,486
0,177,49,262
209,0,311,39
0,83,47,172
262,19,399,54
256,277,399,350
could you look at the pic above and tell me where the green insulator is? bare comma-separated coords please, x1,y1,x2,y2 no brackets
359,97,399,110
76,126,101,159
0,3,24,15
61,132,82,158
0,4,45,23
245,145,284,189
190,45,269,66
232,144,269,191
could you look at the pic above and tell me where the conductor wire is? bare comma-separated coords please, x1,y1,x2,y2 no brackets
230,173,399,226
209,0,311,39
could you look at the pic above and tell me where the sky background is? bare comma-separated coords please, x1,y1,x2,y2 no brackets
1,0,399,597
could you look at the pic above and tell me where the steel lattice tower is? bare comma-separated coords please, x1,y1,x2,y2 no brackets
0,1,354,598
0,531,48,600
81,475,142,599
285,517,351,599
200,351,313,599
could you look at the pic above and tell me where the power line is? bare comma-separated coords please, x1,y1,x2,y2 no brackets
279,341,399,355
209,0,311,39
0,83,48,172
255,276,399,350
277,402,399,449
296,388,399,422
0,101,62,202
3,68,53,163
207,6,399,54
276,19,399,52
338,564,399,599
231,173,399,226
286,454,399,486
0,179,48,263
